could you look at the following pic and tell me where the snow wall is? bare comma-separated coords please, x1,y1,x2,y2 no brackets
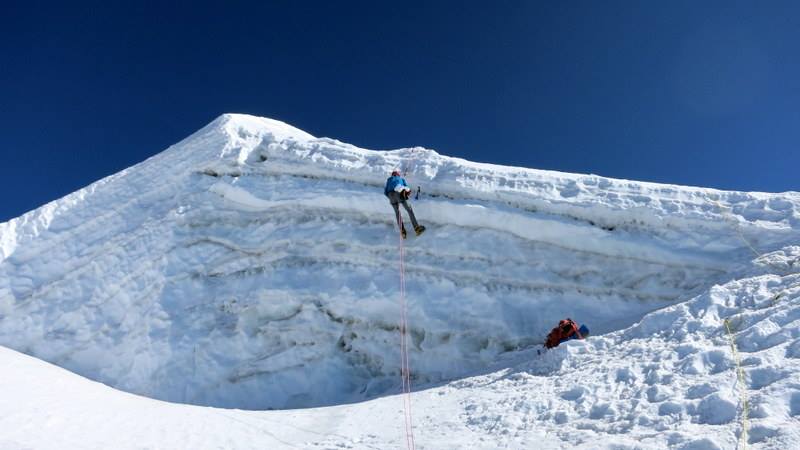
1,114,798,410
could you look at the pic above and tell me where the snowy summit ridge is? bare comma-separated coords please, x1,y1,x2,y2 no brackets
1,114,799,449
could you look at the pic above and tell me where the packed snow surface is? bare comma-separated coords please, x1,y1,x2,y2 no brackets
1,114,799,448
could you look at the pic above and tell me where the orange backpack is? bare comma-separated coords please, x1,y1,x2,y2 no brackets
545,318,580,349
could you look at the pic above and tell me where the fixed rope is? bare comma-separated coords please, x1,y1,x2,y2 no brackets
713,200,765,260
397,216,416,450
723,319,749,450
712,199,800,449
714,199,800,278
712,200,754,449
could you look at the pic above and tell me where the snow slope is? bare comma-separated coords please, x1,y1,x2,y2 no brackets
1,248,799,449
1,114,799,448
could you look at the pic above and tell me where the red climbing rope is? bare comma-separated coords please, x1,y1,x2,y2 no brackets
398,216,416,450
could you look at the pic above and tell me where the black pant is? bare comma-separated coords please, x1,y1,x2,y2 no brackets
387,192,419,231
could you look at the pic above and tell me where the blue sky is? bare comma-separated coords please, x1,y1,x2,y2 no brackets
1,1,799,221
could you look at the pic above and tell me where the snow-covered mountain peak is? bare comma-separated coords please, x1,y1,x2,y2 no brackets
215,113,316,151
221,113,316,142
156,113,317,169
1,115,799,419
2,114,800,448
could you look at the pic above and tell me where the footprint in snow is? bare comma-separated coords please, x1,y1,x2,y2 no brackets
657,401,684,417
785,338,800,358
676,438,723,450
748,425,780,445
615,367,637,384
740,355,762,367
685,383,717,400
747,366,788,390
788,391,800,416
674,344,700,359
736,320,790,352
679,350,731,375
645,385,670,403
694,393,737,425
553,411,569,424
588,402,616,419
700,349,733,374
559,386,587,402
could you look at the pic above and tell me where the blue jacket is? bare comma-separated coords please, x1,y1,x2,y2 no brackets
384,176,408,196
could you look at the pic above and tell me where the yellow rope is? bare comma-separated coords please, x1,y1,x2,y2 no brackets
724,318,749,450
713,200,800,278
714,200,762,259
712,199,800,448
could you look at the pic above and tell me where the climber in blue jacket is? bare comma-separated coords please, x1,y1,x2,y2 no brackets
384,170,425,239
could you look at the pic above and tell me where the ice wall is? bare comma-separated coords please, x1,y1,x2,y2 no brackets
0,114,798,409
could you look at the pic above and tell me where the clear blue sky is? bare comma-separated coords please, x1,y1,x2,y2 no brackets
2,1,799,221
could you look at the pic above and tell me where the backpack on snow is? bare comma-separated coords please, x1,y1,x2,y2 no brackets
545,318,581,349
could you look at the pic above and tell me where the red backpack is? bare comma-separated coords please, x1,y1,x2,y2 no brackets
545,318,580,349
